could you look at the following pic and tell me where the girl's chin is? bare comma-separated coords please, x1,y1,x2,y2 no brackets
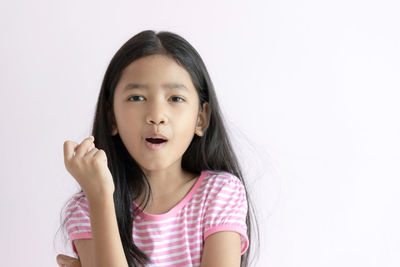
135,159,173,171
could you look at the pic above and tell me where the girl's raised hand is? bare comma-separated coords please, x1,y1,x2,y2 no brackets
56,254,81,267
63,136,115,199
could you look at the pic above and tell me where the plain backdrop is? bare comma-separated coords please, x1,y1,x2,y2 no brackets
1,0,399,266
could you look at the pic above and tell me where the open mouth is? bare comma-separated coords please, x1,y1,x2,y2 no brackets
145,138,167,144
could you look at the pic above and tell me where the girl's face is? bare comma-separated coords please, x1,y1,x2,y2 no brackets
112,54,208,173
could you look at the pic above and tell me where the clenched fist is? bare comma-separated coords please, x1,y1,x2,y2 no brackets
63,136,115,199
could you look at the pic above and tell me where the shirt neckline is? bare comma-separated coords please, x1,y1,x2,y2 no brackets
132,169,207,221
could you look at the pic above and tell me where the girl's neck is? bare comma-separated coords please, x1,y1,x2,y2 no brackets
135,169,199,205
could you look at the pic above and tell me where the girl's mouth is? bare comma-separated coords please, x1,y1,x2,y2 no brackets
145,138,168,151
145,138,167,144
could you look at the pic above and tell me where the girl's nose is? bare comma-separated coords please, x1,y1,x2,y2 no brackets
147,117,166,125
145,98,169,125
146,109,168,125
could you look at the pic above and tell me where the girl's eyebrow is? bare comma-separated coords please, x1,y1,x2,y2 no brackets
123,83,189,92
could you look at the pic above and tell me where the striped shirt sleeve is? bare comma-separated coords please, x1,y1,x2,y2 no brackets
65,192,92,256
203,174,249,255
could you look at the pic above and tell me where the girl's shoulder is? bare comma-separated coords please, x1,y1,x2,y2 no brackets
203,169,240,180
202,169,243,188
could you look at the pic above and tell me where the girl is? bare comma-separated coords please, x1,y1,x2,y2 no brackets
56,30,259,267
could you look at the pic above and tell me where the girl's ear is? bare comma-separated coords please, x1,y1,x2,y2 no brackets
111,125,118,136
195,102,209,137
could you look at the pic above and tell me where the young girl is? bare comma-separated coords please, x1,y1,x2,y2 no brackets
56,30,259,267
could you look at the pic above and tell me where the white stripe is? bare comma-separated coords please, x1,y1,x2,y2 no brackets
134,234,200,247
212,198,247,206
148,246,201,261
66,210,90,217
133,215,179,226
203,216,246,225
69,229,91,235
133,216,203,231
133,225,202,240
148,254,201,267
141,240,202,254
134,218,203,230
133,223,201,236
206,205,247,212
67,201,89,210
67,222,91,230
178,197,246,213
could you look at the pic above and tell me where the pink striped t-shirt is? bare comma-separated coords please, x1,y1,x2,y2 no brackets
65,169,249,266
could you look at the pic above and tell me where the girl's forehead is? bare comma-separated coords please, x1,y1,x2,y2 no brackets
118,82,192,96
117,55,196,93
123,54,182,74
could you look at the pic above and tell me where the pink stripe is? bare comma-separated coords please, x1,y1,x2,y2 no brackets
134,216,202,230
139,241,202,256
152,244,202,256
66,218,89,225
66,203,89,213
210,202,247,209
134,224,201,237
134,231,203,246
67,225,91,234
149,252,198,265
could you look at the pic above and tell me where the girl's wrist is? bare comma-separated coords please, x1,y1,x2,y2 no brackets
85,187,114,205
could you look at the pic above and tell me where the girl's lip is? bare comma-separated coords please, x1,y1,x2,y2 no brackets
144,139,168,151
145,133,169,141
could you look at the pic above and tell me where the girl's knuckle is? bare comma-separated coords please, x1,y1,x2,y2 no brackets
93,157,102,166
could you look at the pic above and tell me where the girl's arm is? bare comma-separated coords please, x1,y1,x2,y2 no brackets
85,192,128,267
63,137,127,267
200,231,241,267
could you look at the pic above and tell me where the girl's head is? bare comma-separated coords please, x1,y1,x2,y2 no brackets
96,30,228,175
110,53,209,174
60,30,258,266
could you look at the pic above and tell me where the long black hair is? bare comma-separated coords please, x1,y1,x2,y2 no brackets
57,30,260,266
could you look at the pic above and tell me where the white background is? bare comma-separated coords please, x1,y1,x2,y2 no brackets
0,0,399,266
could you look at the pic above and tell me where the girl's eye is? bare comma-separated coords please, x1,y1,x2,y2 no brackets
170,96,184,102
127,96,144,102
127,96,185,102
